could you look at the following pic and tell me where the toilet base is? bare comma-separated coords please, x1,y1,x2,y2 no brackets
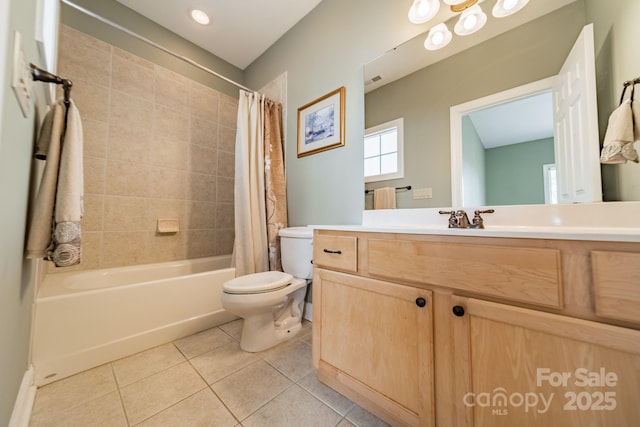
233,286,307,352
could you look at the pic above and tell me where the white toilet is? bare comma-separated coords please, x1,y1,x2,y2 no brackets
222,226,313,352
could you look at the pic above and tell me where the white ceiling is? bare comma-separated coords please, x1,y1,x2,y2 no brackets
115,0,323,70
467,91,554,149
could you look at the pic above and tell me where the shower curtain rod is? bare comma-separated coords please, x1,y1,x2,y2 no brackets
61,0,253,92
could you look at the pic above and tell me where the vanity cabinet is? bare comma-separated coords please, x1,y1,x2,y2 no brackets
312,229,640,426
445,295,640,426
312,268,435,427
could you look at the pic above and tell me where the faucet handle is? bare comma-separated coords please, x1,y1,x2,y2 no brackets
439,210,457,228
471,209,495,229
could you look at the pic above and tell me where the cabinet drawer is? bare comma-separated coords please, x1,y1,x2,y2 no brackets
592,251,640,324
367,238,562,308
314,234,358,273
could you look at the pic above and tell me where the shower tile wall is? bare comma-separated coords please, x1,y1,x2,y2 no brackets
55,25,237,271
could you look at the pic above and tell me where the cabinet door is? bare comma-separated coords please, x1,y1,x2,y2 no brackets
449,296,640,426
313,269,434,427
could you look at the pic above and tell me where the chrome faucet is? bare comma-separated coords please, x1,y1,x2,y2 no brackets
439,209,494,229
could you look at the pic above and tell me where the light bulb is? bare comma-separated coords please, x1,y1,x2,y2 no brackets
454,4,486,36
503,0,518,10
493,0,529,18
463,14,477,30
408,0,440,24
190,9,210,25
424,23,452,50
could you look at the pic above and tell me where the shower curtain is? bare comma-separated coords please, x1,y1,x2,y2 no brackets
233,91,287,276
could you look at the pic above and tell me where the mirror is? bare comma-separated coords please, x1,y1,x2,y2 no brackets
364,0,639,209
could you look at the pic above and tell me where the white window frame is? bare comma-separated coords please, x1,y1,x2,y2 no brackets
543,163,558,204
364,118,405,183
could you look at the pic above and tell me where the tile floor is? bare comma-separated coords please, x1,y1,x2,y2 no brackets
29,319,390,427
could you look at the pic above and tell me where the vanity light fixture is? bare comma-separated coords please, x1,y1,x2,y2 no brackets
409,0,529,51
454,4,487,36
408,0,440,24
190,9,210,25
493,0,529,18
424,23,453,50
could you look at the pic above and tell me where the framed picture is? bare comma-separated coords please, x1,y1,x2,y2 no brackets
297,86,345,157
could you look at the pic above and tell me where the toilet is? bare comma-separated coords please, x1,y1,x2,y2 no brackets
222,226,313,352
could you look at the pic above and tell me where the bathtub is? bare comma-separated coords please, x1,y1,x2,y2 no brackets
32,255,237,386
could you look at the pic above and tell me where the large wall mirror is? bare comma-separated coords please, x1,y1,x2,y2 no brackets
364,0,639,210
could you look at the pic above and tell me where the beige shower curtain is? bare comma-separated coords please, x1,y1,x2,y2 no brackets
232,91,287,276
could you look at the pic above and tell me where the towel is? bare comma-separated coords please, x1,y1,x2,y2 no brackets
600,100,638,164
373,187,396,209
25,99,84,267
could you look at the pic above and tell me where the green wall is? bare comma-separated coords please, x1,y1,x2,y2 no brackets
485,138,555,205
0,0,50,423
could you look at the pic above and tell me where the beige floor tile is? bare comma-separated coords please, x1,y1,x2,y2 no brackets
173,326,235,359
298,372,354,416
218,318,243,341
136,389,236,427
29,391,126,427
260,338,313,382
190,341,259,384
242,384,342,427
120,362,207,424
31,365,117,416
112,343,185,387
336,419,356,427
345,404,391,427
210,359,292,421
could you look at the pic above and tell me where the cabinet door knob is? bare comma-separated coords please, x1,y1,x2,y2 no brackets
452,305,465,317
416,297,427,308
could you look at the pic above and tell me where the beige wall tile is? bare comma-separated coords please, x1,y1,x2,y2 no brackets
56,27,236,271
186,172,216,202
217,177,234,203
154,67,189,113
217,150,235,178
84,156,106,195
149,137,188,170
105,160,150,197
112,48,154,102
58,25,112,88
72,82,110,122
82,194,104,232
108,124,151,164
82,119,108,158
148,167,187,200
109,91,153,130
190,116,218,149
188,144,217,175
218,124,236,153
101,231,149,268
216,202,234,230
103,196,151,231
189,81,219,121
155,105,189,142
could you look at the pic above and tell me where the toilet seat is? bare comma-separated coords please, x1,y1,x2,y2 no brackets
223,271,294,294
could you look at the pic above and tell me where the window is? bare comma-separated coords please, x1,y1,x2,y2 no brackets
364,118,404,183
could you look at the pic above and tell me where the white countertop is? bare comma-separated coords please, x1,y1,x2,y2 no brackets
310,203,640,242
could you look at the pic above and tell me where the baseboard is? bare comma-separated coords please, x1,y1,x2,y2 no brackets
304,302,312,322
9,366,36,427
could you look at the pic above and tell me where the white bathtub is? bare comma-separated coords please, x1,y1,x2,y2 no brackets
32,256,237,386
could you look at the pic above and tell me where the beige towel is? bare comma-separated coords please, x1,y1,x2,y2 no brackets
600,100,639,164
25,99,83,267
374,187,396,209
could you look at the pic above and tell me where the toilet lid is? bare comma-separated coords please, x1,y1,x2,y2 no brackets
223,271,294,294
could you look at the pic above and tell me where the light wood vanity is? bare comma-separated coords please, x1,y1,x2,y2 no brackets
312,228,640,426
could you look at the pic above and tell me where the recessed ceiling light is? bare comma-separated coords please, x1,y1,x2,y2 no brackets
190,9,210,25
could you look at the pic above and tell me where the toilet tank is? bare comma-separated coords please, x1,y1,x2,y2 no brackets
279,226,313,279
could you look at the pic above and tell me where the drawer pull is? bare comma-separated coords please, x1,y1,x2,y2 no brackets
323,249,342,255
452,305,465,317
416,297,427,308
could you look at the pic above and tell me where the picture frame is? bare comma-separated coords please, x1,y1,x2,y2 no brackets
297,86,345,157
